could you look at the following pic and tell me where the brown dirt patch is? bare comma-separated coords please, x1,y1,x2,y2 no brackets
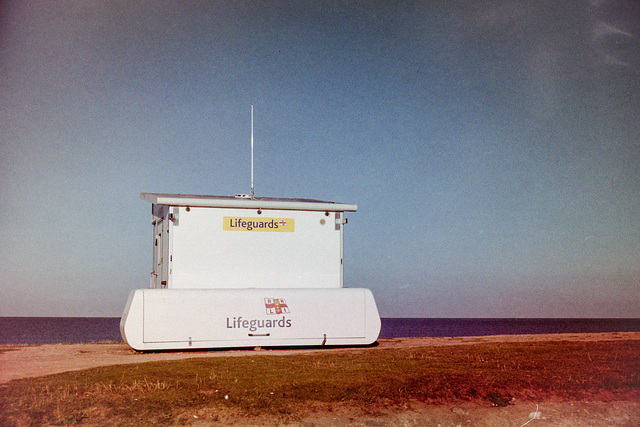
2,332,638,384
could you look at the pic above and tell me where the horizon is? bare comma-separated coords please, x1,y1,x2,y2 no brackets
2,315,639,320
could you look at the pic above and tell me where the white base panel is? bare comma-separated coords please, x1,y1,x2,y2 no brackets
120,288,381,351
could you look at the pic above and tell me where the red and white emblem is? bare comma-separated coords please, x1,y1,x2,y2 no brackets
265,298,290,315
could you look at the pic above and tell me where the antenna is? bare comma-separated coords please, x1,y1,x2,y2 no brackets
234,106,256,200
250,105,254,199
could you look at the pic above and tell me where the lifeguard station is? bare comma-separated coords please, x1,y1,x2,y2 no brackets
120,192,381,351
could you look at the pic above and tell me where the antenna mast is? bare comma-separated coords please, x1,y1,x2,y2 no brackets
250,105,254,199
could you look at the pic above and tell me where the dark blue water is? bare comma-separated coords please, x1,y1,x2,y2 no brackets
380,318,640,338
0,317,123,345
1,317,639,345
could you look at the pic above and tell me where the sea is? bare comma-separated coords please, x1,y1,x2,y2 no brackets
1,317,639,346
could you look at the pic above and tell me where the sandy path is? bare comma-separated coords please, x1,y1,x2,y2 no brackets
1,332,638,384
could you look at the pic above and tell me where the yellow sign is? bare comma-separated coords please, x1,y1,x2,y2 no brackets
223,217,295,232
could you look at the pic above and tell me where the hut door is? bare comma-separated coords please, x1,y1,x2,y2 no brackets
152,219,163,288
159,218,170,287
152,219,170,288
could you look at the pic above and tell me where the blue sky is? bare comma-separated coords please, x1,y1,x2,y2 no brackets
1,1,638,317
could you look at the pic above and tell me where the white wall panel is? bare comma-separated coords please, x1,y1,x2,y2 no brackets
169,207,343,289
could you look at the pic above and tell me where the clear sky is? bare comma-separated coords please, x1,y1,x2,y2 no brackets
1,1,638,318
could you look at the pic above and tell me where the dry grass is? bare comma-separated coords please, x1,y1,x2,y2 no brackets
1,339,638,425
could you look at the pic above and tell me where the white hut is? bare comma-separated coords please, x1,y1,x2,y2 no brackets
120,192,381,350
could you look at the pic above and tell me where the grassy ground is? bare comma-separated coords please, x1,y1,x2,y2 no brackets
1,339,638,425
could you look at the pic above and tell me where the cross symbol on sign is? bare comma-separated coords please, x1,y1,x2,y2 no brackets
278,220,287,226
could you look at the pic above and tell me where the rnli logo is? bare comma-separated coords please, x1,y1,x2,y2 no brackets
223,217,295,232
265,298,290,315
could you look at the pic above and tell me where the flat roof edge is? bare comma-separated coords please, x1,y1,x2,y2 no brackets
140,193,358,212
